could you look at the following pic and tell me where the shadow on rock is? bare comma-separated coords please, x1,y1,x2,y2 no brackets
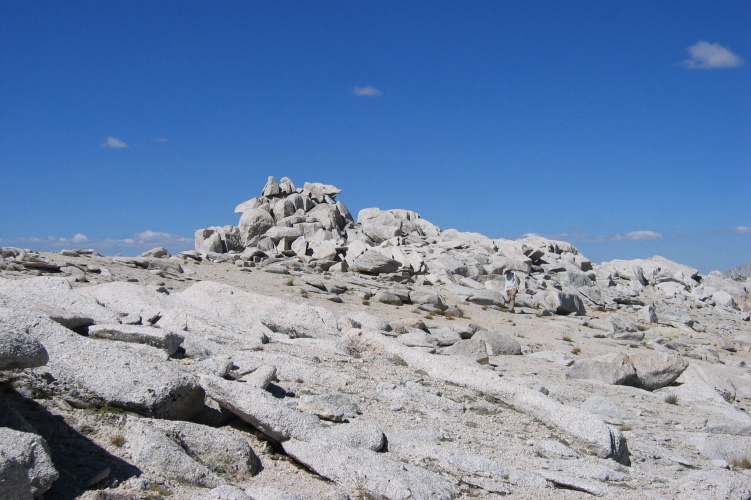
0,389,141,500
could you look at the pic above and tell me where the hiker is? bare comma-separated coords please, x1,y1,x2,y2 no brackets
504,269,520,312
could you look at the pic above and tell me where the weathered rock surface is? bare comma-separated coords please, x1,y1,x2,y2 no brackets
629,350,689,390
179,280,339,339
1,304,205,419
350,250,401,274
199,374,322,442
125,417,261,486
0,276,120,327
87,323,184,355
0,428,58,499
2,176,751,500
566,352,639,386
0,324,48,370
286,437,457,500
472,330,522,355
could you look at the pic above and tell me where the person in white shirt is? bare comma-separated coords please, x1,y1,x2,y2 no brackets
504,269,520,312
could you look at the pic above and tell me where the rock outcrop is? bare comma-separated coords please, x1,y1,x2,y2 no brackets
1,176,750,499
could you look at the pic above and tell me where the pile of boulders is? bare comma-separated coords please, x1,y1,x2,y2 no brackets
195,176,354,269
193,177,750,327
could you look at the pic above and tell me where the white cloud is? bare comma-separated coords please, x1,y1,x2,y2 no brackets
352,86,383,97
682,41,745,69
102,136,128,148
620,230,663,241
543,230,663,243
703,226,751,234
134,230,191,244
152,138,169,143
0,230,192,255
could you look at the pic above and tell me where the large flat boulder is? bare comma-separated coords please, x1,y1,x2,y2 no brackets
178,281,339,339
629,351,688,390
536,290,585,315
442,339,489,364
443,284,505,306
80,282,268,350
199,375,322,442
3,305,204,419
473,331,522,355
87,324,184,355
124,418,226,487
46,335,204,418
0,276,119,328
79,281,175,324
125,417,261,486
350,250,401,274
566,353,638,386
284,438,457,500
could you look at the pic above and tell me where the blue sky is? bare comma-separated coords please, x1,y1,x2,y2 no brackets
1,1,748,273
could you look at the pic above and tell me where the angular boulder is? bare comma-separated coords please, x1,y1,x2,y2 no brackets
284,438,457,500
124,419,226,488
238,209,275,246
338,311,392,332
350,250,401,275
536,290,585,316
472,331,522,355
373,289,402,305
0,325,48,370
629,351,688,391
16,310,205,419
442,339,489,364
195,226,243,254
303,181,342,202
143,418,261,481
565,353,638,386
0,428,58,499
199,375,321,442
261,176,281,197
87,324,184,355
409,289,447,310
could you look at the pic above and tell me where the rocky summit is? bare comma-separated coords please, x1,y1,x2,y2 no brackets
2,176,751,500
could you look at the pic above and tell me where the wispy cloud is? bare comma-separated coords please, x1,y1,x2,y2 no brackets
0,230,192,255
132,230,189,243
102,136,128,148
620,230,663,241
152,138,169,143
540,230,664,243
352,85,383,97
701,226,751,235
681,41,745,69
